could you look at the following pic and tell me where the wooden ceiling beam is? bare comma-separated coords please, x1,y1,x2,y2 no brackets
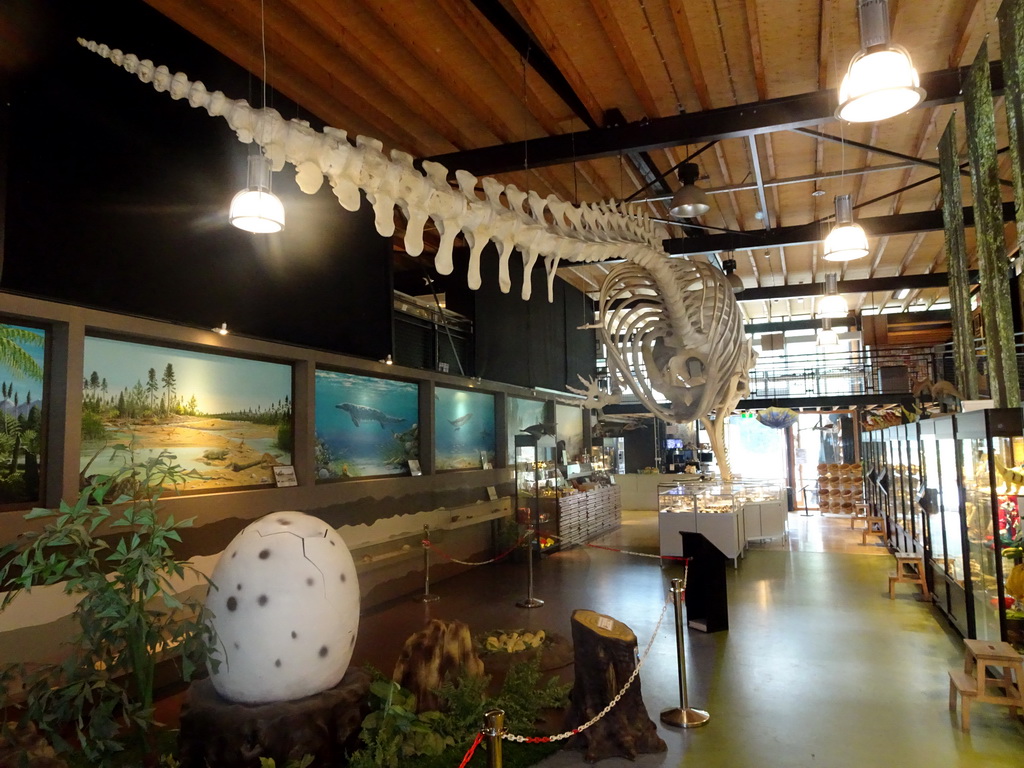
744,0,767,100
949,0,985,68
669,1,712,110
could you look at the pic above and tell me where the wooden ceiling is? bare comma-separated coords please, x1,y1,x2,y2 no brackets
143,0,1014,324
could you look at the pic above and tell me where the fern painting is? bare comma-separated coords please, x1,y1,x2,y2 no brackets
81,337,293,491
0,323,46,507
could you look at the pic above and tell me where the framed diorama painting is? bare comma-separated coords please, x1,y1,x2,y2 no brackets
507,396,550,457
80,336,292,491
556,403,585,463
314,369,419,479
435,386,495,470
0,321,47,508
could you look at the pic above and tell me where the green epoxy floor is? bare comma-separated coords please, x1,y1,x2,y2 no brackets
353,514,1024,767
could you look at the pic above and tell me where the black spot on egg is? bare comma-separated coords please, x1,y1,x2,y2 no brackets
291,631,298,639
330,540,336,546
319,645,329,658
226,596,238,612
275,659,282,668
259,549,271,560
350,635,356,648
236,584,242,591
340,573,346,583
277,518,291,526
306,577,315,586
231,551,237,559
258,594,269,607
234,642,240,650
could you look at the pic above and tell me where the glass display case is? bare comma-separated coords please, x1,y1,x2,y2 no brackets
515,434,622,554
919,416,968,635
954,409,1024,643
657,481,786,562
514,433,561,555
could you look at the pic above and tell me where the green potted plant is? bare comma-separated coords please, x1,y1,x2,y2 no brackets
0,444,217,766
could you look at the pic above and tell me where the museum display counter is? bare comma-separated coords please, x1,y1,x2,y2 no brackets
613,473,706,510
656,481,785,563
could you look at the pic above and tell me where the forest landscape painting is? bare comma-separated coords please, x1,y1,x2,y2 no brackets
81,337,292,490
0,323,45,506
435,386,495,470
314,370,419,479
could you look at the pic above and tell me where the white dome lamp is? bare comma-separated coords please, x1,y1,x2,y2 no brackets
836,0,925,123
823,195,869,261
230,153,285,234
669,163,710,218
817,273,849,317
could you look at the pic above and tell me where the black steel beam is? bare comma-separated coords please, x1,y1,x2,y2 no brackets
425,62,1004,174
664,202,1016,254
738,394,916,410
738,274,977,303
468,0,598,130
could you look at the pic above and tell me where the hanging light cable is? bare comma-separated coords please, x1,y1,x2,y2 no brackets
229,0,284,233
818,273,849,316
823,194,869,261
836,0,924,123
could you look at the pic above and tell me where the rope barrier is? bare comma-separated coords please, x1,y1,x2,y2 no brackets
422,533,529,566
501,591,674,743
457,731,483,768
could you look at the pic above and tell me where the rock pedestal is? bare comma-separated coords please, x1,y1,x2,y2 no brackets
177,668,371,768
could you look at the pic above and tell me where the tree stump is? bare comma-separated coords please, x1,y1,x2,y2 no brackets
177,667,370,768
565,609,666,762
392,619,485,712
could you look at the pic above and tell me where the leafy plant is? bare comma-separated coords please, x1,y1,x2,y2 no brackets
259,755,314,768
487,656,570,735
349,675,454,768
0,445,218,766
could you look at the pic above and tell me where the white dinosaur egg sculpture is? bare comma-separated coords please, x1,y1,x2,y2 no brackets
207,511,360,704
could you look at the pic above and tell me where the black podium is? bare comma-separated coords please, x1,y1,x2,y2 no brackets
680,532,729,632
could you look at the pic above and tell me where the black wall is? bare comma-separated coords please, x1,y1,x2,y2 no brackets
446,244,597,390
0,0,392,360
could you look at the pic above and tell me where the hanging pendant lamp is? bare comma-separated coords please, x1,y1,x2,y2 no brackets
817,273,849,316
229,0,284,234
836,0,924,123
823,195,869,261
230,153,285,233
669,163,710,218
817,317,839,347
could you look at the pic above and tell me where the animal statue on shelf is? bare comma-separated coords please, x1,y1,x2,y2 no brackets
911,378,964,414
78,39,753,478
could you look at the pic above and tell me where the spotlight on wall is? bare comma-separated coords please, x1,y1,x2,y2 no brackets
380,354,394,365
836,0,924,123
212,322,229,335
824,195,869,261
669,163,710,218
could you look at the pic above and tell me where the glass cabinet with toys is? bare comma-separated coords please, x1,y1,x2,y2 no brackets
954,409,1024,645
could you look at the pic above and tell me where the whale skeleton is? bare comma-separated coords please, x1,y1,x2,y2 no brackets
78,39,754,479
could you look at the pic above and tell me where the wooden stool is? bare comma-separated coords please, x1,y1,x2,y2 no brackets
850,501,871,529
888,552,929,599
949,639,1024,730
861,515,885,545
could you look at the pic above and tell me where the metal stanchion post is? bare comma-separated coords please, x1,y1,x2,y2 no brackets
516,529,544,608
660,576,709,728
483,709,505,768
417,524,440,603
